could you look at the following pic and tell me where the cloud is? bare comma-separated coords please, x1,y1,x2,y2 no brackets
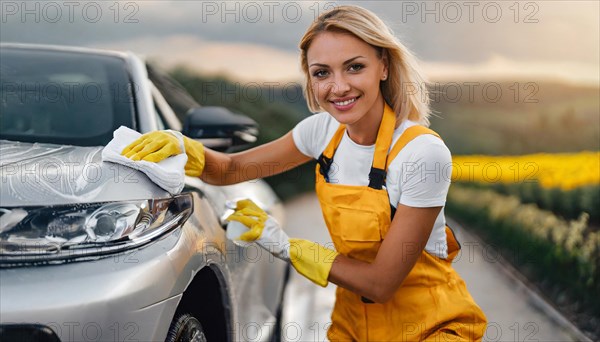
92,35,599,86
90,35,303,82
3,1,598,66
421,55,600,86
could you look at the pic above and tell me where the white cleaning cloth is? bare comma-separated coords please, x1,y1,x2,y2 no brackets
102,126,187,195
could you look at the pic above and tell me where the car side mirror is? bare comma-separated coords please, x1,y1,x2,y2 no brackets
182,106,259,152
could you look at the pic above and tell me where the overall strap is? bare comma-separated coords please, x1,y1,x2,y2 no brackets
317,124,346,180
368,103,397,189
387,125,443,220
385,125,442,171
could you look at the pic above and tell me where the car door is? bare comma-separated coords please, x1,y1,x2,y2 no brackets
147,67,288,339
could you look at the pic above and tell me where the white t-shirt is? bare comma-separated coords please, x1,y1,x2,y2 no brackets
292,112,453,258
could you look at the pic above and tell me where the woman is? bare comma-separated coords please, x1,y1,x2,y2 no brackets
122,5,487,341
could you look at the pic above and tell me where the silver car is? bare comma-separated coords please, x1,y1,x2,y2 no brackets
0,43,289,342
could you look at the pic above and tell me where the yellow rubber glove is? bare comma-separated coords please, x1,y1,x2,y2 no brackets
226,199,268,241
289,238,338,287
121,131,206,177
121,131,182,162
182,135,205,177
226,199,339,287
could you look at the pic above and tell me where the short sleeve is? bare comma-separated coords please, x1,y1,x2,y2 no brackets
397,137,453,208
292,112,336,159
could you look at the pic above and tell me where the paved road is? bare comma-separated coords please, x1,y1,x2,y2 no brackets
281,193,580,342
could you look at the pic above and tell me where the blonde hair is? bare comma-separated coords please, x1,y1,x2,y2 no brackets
299,5,432,127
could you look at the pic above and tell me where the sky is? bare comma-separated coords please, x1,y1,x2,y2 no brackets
1,0,599,85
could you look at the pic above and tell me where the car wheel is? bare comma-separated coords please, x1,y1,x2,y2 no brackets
166,313,208,342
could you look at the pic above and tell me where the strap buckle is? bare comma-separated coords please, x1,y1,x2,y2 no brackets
317,153,333,182
368,167,386,190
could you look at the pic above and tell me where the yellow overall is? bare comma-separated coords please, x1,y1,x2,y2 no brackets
315,104,487,341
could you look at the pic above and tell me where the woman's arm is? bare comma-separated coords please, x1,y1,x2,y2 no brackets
200,131,312,185
328,203,442,303
329,137,452,302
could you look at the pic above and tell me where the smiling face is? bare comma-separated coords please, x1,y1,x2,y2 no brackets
307,31,388,128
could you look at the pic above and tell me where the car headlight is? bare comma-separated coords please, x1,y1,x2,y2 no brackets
0,194,192,265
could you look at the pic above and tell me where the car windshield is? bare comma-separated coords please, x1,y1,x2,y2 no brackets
0,47,135,146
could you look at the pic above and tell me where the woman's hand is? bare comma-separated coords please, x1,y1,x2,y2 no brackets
121,130,205,177
226,199,290,260
327,204,442,303
181,135,205,177
122,130,182,162
226,199,339,287
226,199,269,242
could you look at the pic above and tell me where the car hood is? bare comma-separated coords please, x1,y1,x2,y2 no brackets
0,140,170,207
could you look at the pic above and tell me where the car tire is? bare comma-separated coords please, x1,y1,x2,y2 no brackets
166,313,208,342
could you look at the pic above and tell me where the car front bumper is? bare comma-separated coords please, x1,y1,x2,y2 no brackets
0,226,200,342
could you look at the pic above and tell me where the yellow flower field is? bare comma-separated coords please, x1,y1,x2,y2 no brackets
452,151,600,190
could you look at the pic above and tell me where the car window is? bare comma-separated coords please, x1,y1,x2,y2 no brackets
146,64,199,123
0,48,135,146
